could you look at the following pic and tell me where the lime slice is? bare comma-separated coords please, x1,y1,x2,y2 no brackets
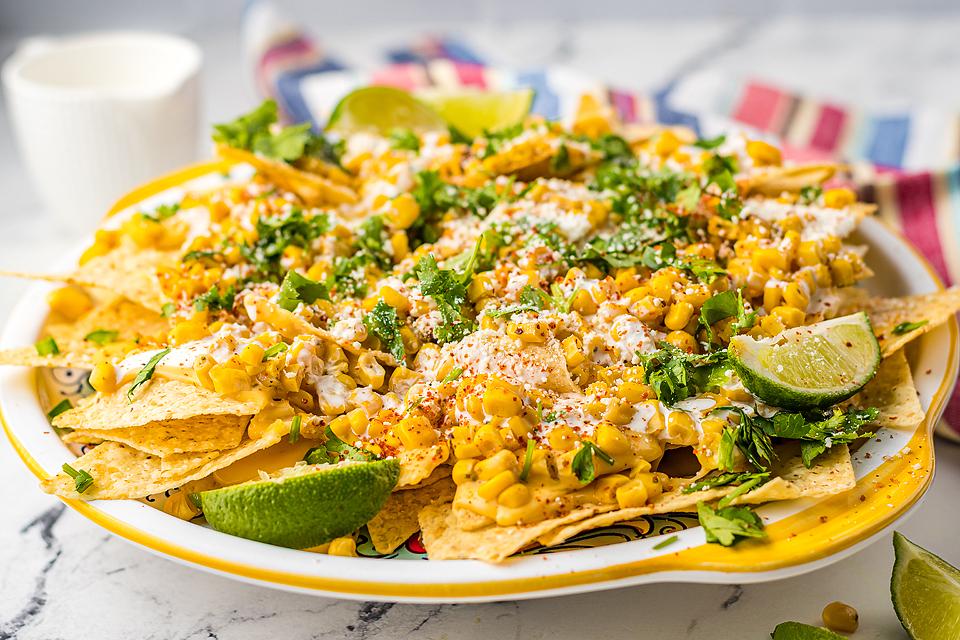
199,459,399,548
325,86,447,136
415,88,535,138
728,312,880,409
892,532,960,639
771,622,844,640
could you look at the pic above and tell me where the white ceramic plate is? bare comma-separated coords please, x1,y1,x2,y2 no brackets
1,161,956,603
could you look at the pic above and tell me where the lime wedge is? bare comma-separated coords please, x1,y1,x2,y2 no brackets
415,88,535,138
728,312,880,409
199,459,399,549
326,86,447,136
772,622,844,640
892,532,960,639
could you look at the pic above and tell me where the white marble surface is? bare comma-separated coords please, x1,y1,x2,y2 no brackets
3,14,960,639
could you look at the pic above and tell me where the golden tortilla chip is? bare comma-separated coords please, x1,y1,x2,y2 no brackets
62,414,249,456
443,330,577,393
41,427,283,500
397,465,452,491
419,501,614,562
848,350,924,430
0,346,94,368
53,378,261,431
537,444,855,548
860,288,960,356
48,297,169,347
745,164,838,196
397,443,450,487
216,145,358,206
71,243,176,312
368,477,456,554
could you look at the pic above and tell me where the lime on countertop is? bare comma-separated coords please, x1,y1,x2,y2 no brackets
415,88,534,138
728,312,880,409
325,86,447,136
771,622,844,639
199,459,399,549
892,532,960,639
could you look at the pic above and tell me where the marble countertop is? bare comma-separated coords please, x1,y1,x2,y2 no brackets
3,14,960,639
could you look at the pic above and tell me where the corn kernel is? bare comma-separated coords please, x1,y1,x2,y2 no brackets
328,537,357,557
823,187,856,209
665,330,698,353
396,415,438,449
497,483,531,508
655,130,680,157
615,478,650,508
561,335,586,368
474,423,506,456
238,342,266,367
482,384,523,418
547,426,578,452
830,256,856,287
594,474,630,504
596,423,631,455
604,399,636,426
477,469,517,501
380,286,410,313
763,285,782,313
771,305,806,328
453,459,477,484
467,273,495,303
746,140,782,166
171,321,208,345
618,380,650,403
782,282,810,310
664,301,695,331
89,361,117,393
346,408,368,435
751,248,788,272
387,193,420,229
389,232,409,261
475,450,517,481
454,442,483,459
571,289,598,315
665,411,697,445
209,364,250,396
47,286,93,321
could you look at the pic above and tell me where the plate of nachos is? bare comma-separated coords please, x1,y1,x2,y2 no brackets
1,86,957,602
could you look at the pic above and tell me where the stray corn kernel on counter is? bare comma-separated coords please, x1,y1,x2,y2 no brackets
5,89,959,562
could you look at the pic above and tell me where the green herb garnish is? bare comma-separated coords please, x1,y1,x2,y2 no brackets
441,367,464,385
212,99,315,163
127,348,171,401
47,399,72,420
304,426,379,464
193,284,236,313
652,535,679,550
410,253,475,344
139,203,180,223
62,463,94,494
84,329,118,345
699,289,756,343
289,415,302,443
571,442,615,484
35,337,59,356
696,502,766,546
636,344,730,405
363,300,406,362
389,128,420,152
160,303,176,318
277,270,329,311
262,342,288,361
693,134,726,149
893,320,928,335
519,438,536,482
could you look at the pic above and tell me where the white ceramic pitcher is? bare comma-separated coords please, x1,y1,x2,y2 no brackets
2,32,203,229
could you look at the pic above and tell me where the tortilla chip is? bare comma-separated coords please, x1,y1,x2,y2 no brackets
48,297,169,347
397,443,450,487
216,145,358,206
860,288,960,356
70,243,175,312
848,350,924,430
53,379,261,431
745,164,838,196
419,501,613,562
41,427,283,500
368,477,456,554
0,346,94,368
62,414,249,456
443,330,577,393
396,465,452,491
537,445,855,549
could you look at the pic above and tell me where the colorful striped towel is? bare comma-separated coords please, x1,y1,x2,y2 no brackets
243,2,960,439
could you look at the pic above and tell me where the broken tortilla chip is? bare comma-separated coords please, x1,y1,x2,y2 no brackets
368,477,456,554
859,287,960,356
397,443,450,487
62,414,249,456
53,378,261,432
42,427,283,500
848,350,925,430
745,164,838,196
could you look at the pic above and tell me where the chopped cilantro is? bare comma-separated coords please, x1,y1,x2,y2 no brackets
62,463,94,494
277,270,329,311
139,203,180,223
389,128,420,152
84,329,118,345
693,134,726,150
480,122,524,159
699,289,756,343
160,303,176,318
262,342,288,361
289,415,301,443
46,399,72,420
241,209,330,280
636,344,730,405
304,426,379,464
485,285,550,318
696,502,766,546
640,242,725,284
712,406,776,471
193,285,236,313
35,337,59,356
550,143,571,173
410,254,475,344
588,133,633,164
893,320,928,335
519,438,536,482
652,535,679,550
127,348,170,401
798,185,823,205
682,471,771,494
212,99,315,163
363,300,406,362
441,367,464,384
571,441,615,484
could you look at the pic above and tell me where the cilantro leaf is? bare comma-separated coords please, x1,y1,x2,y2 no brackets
241,209,330,281
693,134,726,150
696,502,766,546
571,441,615,484
480,122,524,158
713,406,776,471
411,254,475,344
485,285,550,318
636,344,729,405
35,337,60,356
363,300,406,362
212,100,315,163
640,242,725,284
277,270,329,311
389,128,420,152
699,289,755,343
62,463,94,494
588,133,633,163
84,329,118,345
193,284,236,313
47,398,72,420
262,342,288,361
893,320,928,335
682,471,770,495
160,303,176,318
304,426,379,464
798,185,823,205
127,348,170,401
139,202,180,223
550,143,571,173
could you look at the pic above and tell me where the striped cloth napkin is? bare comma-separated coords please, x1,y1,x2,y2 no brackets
243,2,960,439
